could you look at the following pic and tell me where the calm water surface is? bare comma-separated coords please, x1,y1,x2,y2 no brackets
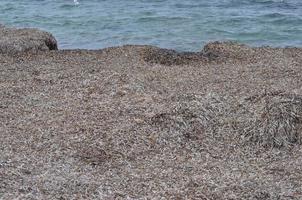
0,0,301,51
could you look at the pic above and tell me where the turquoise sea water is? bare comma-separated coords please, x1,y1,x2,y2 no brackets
0,0,301,51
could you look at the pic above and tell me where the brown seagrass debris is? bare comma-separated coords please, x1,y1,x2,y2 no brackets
243,91,302,148
1,28,302,199
140,41,257,65
0,26,58,54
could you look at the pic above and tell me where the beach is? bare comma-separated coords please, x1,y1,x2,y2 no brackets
1,27,302,199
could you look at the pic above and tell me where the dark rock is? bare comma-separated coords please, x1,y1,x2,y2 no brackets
0,26,58,54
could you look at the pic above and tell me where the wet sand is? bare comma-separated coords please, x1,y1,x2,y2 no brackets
1,42,302,199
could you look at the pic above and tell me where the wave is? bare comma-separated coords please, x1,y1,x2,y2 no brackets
60,3,79,9
136,16,189,23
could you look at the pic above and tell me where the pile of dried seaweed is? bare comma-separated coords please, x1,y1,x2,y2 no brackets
1,40,302,199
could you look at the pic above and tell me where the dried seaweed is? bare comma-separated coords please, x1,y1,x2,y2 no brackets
1,42,302,199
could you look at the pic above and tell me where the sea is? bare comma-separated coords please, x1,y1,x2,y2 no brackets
0,0,301,51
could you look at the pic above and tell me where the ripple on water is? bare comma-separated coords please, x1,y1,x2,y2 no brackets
0,0,301,50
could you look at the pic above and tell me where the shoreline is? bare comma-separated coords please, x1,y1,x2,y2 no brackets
1,23,302,54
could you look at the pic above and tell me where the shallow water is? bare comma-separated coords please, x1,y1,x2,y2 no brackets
0,0,301,51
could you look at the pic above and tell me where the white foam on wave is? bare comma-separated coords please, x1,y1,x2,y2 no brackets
74,0,79,5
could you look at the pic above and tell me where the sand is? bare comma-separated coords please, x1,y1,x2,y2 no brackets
1,42,302,199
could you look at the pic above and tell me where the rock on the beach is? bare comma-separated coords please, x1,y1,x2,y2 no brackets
0,26,58,54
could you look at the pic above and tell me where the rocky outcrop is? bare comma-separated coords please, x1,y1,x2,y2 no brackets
0,25,58,54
